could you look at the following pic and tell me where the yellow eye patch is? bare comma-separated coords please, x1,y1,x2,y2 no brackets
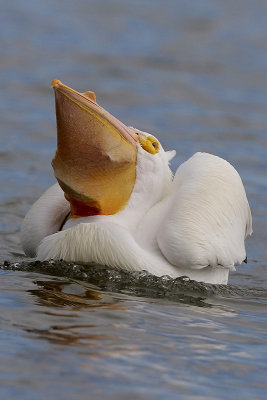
139,135,159,154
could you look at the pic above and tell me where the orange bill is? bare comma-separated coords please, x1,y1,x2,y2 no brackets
51,80,138,217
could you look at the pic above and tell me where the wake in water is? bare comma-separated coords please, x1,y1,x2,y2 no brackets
1,260,266,302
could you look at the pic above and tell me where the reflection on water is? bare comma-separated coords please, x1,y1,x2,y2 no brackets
29,280,103,309
0,268,266,400
26,280,117,346
1,0,267,399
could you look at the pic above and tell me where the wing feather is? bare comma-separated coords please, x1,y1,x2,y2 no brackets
157,153,252,270
21,183,70,257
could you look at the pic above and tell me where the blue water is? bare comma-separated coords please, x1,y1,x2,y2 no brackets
1,1,267,399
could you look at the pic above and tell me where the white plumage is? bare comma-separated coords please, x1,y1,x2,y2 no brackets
21,130,252,284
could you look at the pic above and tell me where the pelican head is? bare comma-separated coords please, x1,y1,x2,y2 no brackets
51,80,175,218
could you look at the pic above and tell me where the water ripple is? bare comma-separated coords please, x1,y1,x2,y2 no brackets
2,260,267,303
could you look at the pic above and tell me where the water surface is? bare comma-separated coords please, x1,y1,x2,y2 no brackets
1,0,267,399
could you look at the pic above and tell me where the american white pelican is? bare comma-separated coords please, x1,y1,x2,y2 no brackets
21,80,252,284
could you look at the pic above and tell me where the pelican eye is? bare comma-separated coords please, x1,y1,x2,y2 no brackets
139,135,159,155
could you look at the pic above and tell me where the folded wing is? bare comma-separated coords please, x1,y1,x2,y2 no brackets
157,153,252,270
21,183,70,257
